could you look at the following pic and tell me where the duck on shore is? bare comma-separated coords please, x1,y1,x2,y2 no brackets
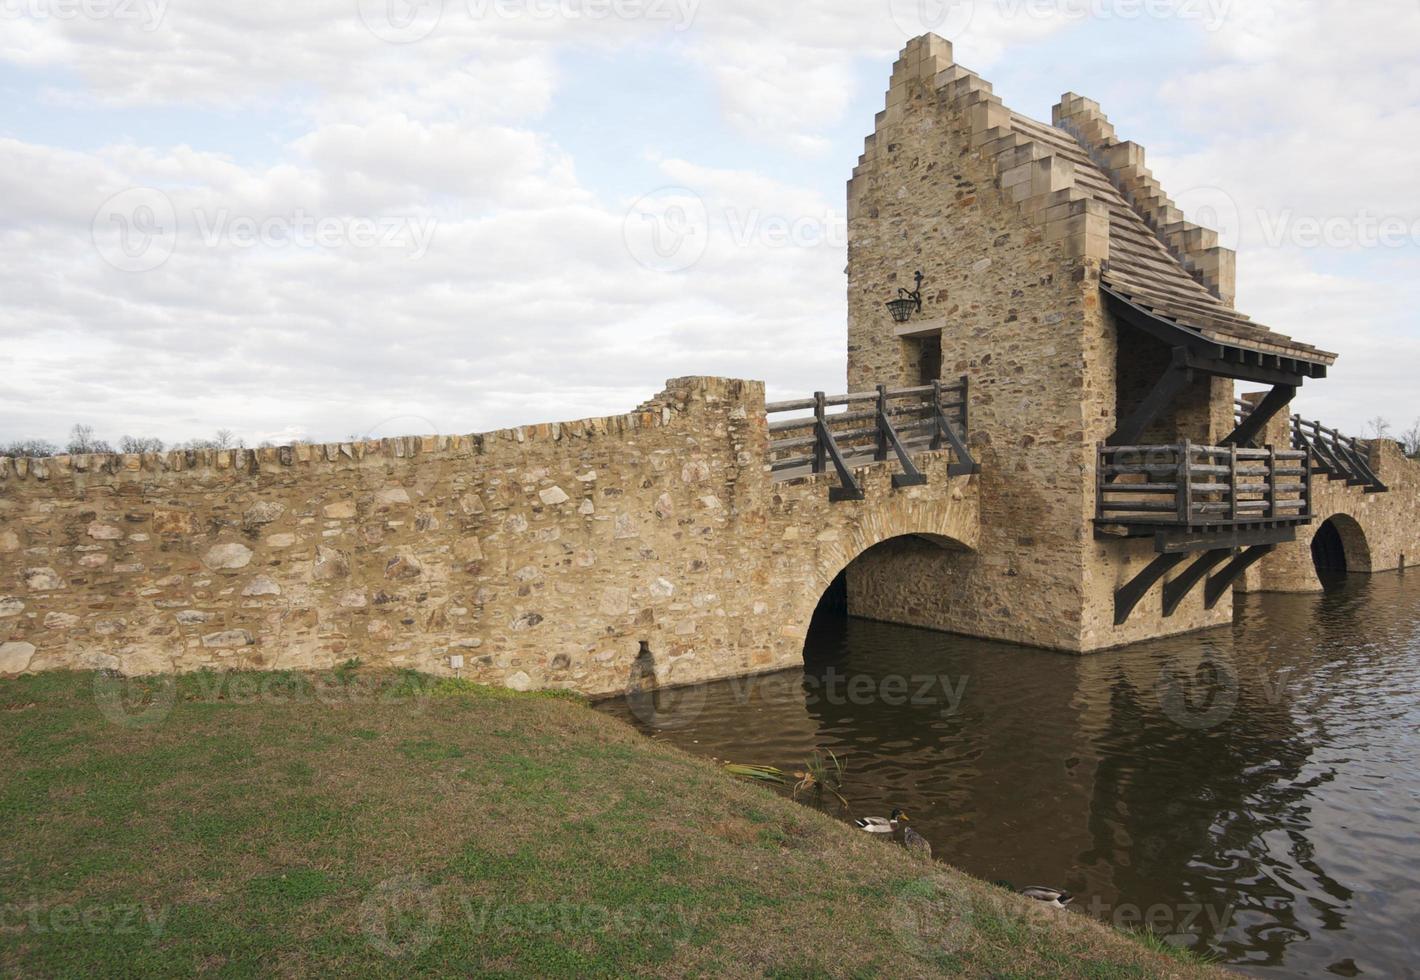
855,808,933,859
995,880,1074,908
854,808,905,833
902,823,932,860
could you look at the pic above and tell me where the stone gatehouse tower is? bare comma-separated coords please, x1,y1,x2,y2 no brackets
842,34,1336,652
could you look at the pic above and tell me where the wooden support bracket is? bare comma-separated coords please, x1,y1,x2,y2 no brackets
1115,552,1188,626
932,397,980,477
1222,384,1296,448
1108,349,1193,448
1204,545,1276,609
878,384,927,489
816,418,865,502
1161,548,1232,616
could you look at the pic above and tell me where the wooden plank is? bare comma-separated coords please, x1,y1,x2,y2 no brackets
1157,526,1297,555
1102,501,1180,513
812,392,827,476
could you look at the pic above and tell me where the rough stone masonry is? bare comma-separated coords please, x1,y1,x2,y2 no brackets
0,378,977,695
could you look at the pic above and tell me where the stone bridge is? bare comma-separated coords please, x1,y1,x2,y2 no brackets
0,377,979,696
1239,409,1420,594
5,35,1420,693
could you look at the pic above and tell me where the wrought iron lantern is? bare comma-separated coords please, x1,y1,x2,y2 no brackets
886,271,924,323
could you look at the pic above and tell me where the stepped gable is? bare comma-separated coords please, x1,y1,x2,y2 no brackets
858,35,1336,367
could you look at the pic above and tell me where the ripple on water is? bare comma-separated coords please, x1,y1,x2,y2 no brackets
597,572,1420,978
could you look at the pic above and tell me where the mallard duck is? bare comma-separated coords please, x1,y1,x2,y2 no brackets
902,824,932,859
994,881,1074,908
853,807,905,833
1020,886,1073,908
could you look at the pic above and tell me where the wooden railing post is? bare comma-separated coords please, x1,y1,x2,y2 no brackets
930,381,944,451
875,385,889,463
1229,444,1239,523
1177,439,1193,525
812,391,827,475
1265,445,1277,519
1302,446,1313,518
960,374,970,435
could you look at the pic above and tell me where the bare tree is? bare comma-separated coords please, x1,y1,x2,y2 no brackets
1367,416,1393,441
119,435,165,454
1,439,59,458
66,424,113,455
179,430,246,451
1402,419,1420,458
214,429,246,450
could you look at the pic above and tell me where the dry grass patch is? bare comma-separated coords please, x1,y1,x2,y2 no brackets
0,669,1227,978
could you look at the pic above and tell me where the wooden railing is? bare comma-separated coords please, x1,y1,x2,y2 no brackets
766,377,977,500
1097,442,1311,527
1233,399,1386,492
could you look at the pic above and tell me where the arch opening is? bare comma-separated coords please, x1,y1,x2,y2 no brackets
803,533,969,666
1310,514,1372,589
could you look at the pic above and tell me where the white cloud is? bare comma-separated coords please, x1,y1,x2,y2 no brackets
0,0,1414,447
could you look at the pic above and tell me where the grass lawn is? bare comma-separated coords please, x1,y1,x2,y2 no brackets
0,668,1226,978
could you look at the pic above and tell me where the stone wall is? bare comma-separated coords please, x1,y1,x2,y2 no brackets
0,376,980,694
844,35,1230,652
1239,408,1420,592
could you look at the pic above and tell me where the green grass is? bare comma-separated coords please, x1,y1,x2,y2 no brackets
0,669,1226,978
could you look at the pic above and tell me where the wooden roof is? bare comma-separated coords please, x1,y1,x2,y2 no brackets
1010,113,1338,368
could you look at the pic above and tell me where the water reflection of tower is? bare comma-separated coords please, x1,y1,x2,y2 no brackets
1077,627,1325,964
797,617,1103,893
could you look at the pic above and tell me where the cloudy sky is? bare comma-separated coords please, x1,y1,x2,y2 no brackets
1,0,1416,447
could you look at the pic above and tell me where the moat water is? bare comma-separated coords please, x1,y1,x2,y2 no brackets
598,572,1420,978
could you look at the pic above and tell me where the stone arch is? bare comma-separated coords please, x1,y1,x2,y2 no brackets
774,486,980,660
1311,513,1373,579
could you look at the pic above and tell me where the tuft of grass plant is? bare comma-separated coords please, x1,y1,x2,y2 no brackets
792,749,848,809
